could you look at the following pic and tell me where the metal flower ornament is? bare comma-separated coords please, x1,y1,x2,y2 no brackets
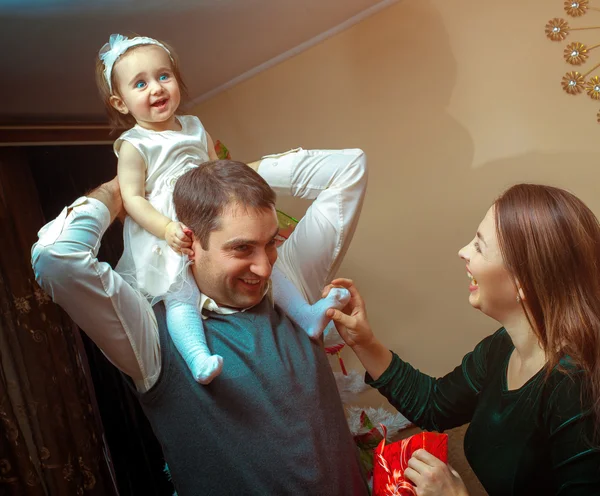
546,0,600,122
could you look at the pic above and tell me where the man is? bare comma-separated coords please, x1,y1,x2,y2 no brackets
32,148,368,495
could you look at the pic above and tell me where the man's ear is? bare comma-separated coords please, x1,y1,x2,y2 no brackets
186,229,203,261
109,95,129,115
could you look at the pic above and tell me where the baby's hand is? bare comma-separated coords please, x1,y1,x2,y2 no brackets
165,221,194,257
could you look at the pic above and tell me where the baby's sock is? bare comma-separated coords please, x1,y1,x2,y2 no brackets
165,297,223,384
271,267,350,339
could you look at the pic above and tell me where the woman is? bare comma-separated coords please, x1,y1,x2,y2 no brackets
326,184,600,495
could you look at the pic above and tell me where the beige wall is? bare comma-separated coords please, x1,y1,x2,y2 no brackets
191,0,600,407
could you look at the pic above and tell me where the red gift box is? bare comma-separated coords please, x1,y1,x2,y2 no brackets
373,431,448,496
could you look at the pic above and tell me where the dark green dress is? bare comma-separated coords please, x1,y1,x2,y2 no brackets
367,328,600,495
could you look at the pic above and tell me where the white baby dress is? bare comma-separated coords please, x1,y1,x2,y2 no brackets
114,115,210,302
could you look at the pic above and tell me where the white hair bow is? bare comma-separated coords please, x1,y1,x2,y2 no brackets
99,33,172,93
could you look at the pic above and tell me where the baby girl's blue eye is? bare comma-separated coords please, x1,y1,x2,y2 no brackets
135,81,146,89
159,74,168,81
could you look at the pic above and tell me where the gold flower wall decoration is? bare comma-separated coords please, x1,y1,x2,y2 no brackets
564,41,589,64
586,74,600,98
547,1,600,122
562,71,586,93
565,0,589,17
546,17,571,40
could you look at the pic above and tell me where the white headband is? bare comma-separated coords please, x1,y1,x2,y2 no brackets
99,34,172,93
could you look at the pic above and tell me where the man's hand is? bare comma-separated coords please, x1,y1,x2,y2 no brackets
165,221,194,256
404,449,469,496
86,176,126,224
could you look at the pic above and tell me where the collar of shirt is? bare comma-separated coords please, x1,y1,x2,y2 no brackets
198,281,273,318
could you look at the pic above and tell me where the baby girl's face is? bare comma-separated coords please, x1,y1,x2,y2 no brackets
111,45,181,132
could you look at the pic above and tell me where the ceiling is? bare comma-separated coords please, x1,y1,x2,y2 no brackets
1,0,393,124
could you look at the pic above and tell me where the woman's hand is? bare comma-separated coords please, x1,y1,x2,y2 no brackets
322,278,374,349
323,278,393,379
404,449,469,496
165,221,194,257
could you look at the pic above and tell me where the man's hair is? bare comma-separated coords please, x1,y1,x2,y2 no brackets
173,160,276,249
94,38,187,130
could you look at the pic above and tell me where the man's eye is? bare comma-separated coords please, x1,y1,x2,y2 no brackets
235,245,249,252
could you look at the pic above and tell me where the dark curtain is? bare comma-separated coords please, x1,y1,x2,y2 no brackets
0,146,173,496
0,148,116,495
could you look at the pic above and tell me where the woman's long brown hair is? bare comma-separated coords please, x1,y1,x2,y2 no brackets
494,184,600,439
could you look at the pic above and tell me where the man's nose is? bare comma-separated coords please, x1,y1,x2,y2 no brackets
251,251,273,279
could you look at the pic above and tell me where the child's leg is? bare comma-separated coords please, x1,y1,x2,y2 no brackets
165,296,223,384
271,266,350,339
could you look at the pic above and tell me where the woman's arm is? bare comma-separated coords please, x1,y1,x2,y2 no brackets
327,278,494,432
544,372,600,494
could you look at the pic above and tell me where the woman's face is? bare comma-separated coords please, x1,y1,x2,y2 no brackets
458,206,520,322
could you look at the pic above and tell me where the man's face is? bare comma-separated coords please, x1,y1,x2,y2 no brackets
191,203,279,309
